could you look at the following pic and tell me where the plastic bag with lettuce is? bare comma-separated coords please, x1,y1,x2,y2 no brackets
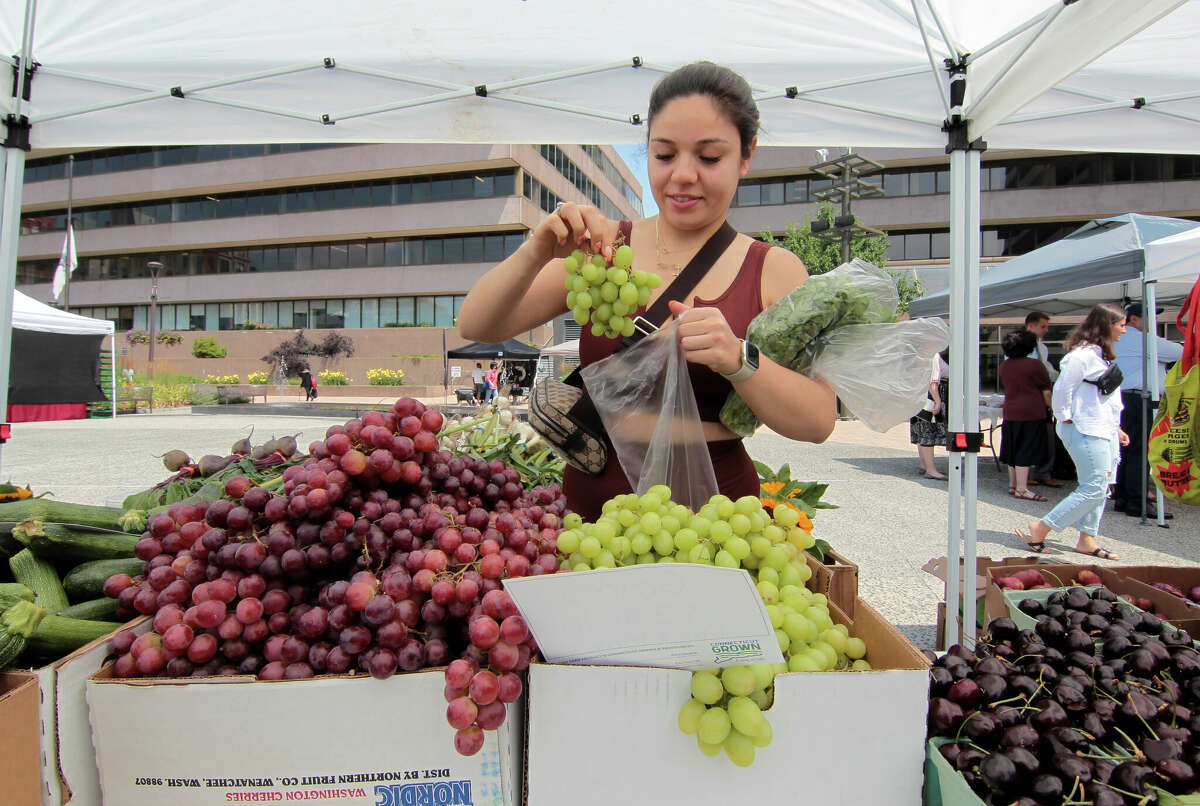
719,259,950,436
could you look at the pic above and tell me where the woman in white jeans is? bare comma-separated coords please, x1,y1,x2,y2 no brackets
1017,304,1129,559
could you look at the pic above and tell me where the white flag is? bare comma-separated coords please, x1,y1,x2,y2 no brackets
51,224,77,300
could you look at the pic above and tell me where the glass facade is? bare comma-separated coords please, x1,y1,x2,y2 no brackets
75,294,467,332
20,169,518,235
17,231,527,285
580,145,643,215
731,153,1200,208
23,144,342,183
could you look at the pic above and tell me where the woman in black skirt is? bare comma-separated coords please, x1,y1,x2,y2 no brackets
910,352,950,479
999,330,1052,500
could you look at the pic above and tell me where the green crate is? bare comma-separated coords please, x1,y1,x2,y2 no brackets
924,738,985,806
1001,585,1105,632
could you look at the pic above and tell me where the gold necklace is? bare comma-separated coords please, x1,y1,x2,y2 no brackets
655,217,694,277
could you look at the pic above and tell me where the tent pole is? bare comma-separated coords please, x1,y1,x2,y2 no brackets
1144,280,1165,526
0,0,37,478
942,50,985,650
965,3,1067,119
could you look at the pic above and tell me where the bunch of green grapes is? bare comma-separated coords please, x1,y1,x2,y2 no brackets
555,485,870,767
563,243,661,339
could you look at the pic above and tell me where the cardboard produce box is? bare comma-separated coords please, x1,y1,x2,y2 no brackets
1,671,42,806
86,667,522,806
523,597,930,806
1107,565,1200,610
981,564,1199,629
923,556,1064,649
806,548,858,619
19,616,148,806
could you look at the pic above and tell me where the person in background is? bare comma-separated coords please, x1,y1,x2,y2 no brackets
1113,302,1183,518
471,362,485,404
298,368,317,401
1017,304,1129,559
484,361,499,403
1023,311,1063,489
998,330,1052,501
910,351,950,480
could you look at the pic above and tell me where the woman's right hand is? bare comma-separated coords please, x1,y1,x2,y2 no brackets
525,202,622,265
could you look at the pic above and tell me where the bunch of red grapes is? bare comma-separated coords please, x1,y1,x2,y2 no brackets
102,397,567,755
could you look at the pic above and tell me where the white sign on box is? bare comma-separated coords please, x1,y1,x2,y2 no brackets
502,564,783,670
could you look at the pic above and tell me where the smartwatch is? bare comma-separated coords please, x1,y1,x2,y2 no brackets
721,339,760,383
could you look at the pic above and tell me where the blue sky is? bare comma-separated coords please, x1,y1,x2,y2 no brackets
613,143,658,217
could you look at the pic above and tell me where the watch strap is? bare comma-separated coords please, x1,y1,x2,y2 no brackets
721,340,758,383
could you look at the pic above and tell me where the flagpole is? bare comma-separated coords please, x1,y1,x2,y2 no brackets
63,155,73,308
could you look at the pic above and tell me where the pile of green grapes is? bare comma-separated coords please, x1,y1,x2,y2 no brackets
563,243,661,339
554,486,871,767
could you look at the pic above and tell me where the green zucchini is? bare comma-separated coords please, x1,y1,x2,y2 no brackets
63,558,144,602
9,548,70,614
0,500,129,532
0,582,35,602
13,520,139,564
0,599,47,667
25,615,120,658
58,597,120,621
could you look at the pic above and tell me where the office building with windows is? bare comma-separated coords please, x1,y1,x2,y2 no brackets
729,147,1200,389
14,143,641,383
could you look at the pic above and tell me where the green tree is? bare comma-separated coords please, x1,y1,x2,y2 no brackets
760,202,926,313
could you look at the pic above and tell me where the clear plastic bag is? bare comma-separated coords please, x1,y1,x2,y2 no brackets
719,258,948,436
809,318,950,432
580,320,718,511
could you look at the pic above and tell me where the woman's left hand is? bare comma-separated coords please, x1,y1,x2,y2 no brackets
1118,427,1131,447
668,301,742,376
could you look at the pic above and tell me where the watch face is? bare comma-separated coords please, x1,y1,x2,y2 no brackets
745,341,760,369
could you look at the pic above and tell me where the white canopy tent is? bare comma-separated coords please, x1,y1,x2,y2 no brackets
10,288,114,419
13,287,112,336
1,0,1198,647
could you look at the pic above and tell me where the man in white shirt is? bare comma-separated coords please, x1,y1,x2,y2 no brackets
1113,302,1184,517
1023,312,1063,488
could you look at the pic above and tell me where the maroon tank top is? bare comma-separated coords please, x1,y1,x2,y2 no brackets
578,220,769,421
563,220,768,521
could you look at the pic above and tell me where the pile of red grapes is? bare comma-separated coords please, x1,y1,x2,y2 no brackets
928,586,1200,805
102,397,567,756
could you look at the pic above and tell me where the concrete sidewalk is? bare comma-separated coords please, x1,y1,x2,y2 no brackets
4,411,1196,650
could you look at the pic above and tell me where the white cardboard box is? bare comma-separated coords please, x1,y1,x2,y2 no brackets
524,598,930,806
29,616,149,806
86,668,522,806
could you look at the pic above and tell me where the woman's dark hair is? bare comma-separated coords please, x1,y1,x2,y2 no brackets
1002,329,1037,360
1065,303,1125,360
647,62,759,158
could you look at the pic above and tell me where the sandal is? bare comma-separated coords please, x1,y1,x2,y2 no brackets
1013,489,1048,502
1035,478,1064,488
1007,487,1017,497
1014,528,1049,553
1078,547,1120,561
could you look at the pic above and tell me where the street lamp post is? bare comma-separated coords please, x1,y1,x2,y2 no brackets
146,261,163,378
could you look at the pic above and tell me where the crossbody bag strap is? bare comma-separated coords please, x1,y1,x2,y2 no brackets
624,220,739,347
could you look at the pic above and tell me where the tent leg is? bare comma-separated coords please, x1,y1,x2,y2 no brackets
0,146,30,477
1144,280,1166,526
0,0,38,476
944,144,984,650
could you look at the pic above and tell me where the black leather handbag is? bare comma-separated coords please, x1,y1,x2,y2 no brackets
528,222,738,475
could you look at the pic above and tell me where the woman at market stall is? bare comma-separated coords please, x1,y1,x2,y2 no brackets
1016,303,1128,559
458,61,836,519
998,329,1051,500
